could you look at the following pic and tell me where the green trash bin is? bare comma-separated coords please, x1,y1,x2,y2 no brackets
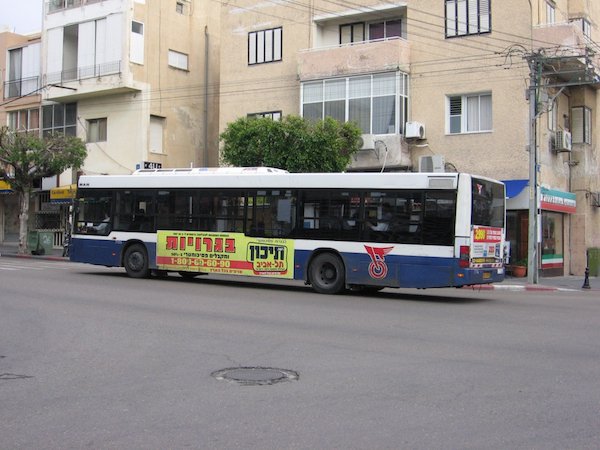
27,231,42,254
38,232,55,255
588,248,600,277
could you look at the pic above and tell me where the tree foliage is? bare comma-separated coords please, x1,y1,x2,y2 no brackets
0,127,87,253
219,115,362,172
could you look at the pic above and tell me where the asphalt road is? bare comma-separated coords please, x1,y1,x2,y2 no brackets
1,258,600,449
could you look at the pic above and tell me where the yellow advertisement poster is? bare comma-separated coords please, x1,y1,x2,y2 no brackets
156,231,295,279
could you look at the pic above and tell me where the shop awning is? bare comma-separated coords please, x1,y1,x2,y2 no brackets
502,179,529,199
0,180,13,194
50,184,77,203
503,179,577,213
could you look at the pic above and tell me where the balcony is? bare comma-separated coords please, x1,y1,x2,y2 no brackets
3,76,40,100
532,22,600,87
44,60,141,101
298,37,411,81
46,0,103,14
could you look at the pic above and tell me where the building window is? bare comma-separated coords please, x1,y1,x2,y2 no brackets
176,2,184,14
168,50,189,70
42,103,77,137
302,71,409,135
150,115,165,153
5,43,40,99
445,0,491,37
248,27,282,65
582,19,591,38
369,19,402,40
546,2,555,24
547,99,557,132
46,18,122,84
340,23,365,44
130,21,144,65
7,108,40,134
571,106,592,144
447,93,492,134
248,111,282,120
87,118,107,142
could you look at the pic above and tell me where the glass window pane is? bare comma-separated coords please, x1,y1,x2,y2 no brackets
369,22,384,40
373,73,395,96
349,98,370,133
324,100,345,122
349,76,370,98
324,79,345,100
303,82,322,103
303,103,322,120
480,94,492,131
373,96,395,134
466,95,479,131
386,20,401,37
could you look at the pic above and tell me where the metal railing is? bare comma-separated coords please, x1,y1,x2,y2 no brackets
46,60,122,85
47,0,102,13
3,76,40,99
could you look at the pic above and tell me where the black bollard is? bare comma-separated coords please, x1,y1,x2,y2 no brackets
582,250,591,290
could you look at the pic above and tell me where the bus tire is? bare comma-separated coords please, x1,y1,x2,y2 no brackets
124,244,150,278
309,253,345,295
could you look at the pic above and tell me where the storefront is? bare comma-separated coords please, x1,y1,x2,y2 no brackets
504,180,576,277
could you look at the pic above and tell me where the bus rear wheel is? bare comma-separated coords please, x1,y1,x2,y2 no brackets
124,244,150,278
309,253,345,295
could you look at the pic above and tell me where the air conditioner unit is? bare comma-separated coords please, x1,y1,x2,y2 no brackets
405,121,426,139
359,134,375,150
553,130,572,152
418,155,445,173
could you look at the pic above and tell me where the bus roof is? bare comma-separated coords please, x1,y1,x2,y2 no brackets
77,170,497,191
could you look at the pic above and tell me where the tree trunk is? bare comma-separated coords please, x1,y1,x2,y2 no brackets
18,190,30,255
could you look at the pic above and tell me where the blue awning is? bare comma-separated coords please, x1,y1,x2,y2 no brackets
502,179,528,199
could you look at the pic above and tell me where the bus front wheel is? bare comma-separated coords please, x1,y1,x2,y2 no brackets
124,244,150,278
309,253,345,295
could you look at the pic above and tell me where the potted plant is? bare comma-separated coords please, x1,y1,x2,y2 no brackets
511,258,527,277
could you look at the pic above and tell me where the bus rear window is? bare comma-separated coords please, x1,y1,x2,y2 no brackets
471,178,505,228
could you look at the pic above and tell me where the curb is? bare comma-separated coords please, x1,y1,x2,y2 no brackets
0,252,69,262
467,283,580,292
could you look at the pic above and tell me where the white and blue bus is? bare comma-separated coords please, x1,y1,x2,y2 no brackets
70,168,506,294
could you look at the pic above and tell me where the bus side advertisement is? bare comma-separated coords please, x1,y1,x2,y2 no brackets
156,230,295,278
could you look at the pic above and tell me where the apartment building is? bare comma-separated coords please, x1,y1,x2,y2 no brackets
0,29,42,242
218,0,600,277
1,0,221,246
42,0,220,176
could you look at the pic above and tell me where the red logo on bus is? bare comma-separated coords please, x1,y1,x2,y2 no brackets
365,245,394,279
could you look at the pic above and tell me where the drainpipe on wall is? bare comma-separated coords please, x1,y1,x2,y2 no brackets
204,25,209,168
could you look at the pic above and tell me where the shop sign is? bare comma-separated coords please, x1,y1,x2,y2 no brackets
50,184,77,202
540,188,576,213
0,180,13,194
156,231,294,278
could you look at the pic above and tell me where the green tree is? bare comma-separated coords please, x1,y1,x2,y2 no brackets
0,127,87,254
220,115,362,172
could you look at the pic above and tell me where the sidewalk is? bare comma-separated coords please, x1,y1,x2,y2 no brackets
0,241,597,291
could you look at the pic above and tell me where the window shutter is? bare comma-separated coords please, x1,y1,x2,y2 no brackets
571,107,584,144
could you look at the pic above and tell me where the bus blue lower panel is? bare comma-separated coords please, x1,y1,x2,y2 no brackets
294,250,504,289
70,238,504,289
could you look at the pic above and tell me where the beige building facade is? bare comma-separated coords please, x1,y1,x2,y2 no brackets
218,0,600,277
42,0,221,176
0,30,42,243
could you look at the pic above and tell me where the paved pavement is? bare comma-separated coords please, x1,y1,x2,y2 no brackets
0,241,597,292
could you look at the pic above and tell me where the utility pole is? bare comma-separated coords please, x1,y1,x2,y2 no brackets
527,54,540,284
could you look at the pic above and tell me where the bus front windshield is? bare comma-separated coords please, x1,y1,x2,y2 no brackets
471,178,505,228
74,190,112,235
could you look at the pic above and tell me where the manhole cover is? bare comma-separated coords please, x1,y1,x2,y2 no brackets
211,367,299,386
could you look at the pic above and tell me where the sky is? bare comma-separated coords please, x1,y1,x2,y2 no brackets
0,0,43,34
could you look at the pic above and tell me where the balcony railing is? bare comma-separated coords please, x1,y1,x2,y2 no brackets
3,76,40,99
46,60,122,85
46,0,102,13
